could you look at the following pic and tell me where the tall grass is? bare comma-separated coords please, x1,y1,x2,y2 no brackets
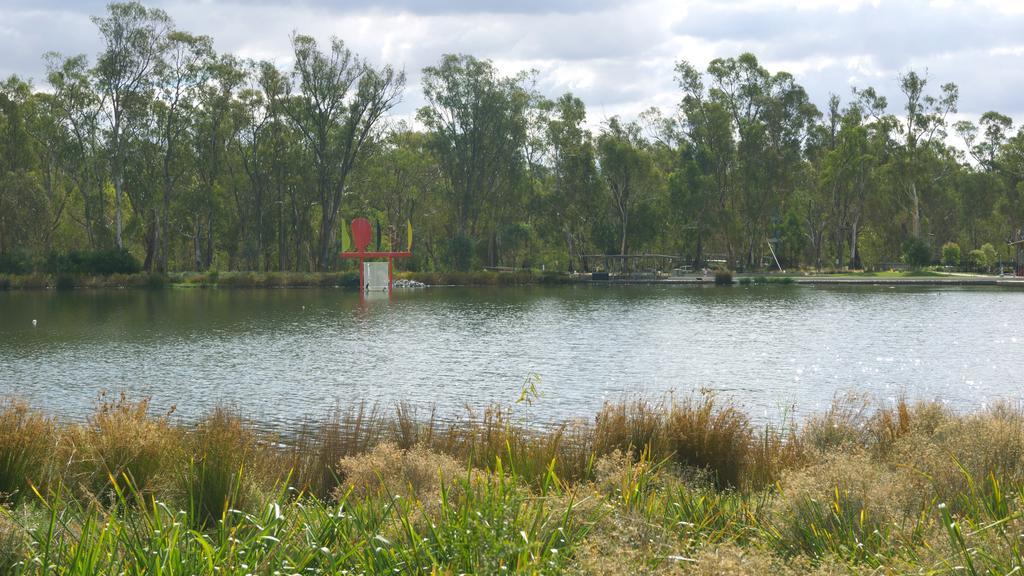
0,401,54,503
0,394,1022,574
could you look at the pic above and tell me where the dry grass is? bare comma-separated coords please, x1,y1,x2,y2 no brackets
1,393,1024,573
0,401,55,503
63,393,179,502
0,506,29,573
334,442,466,501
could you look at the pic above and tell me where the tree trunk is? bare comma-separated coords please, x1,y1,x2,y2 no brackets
850,220,859,269
565,230,575,273
114,174,123,248
278,181,286,271
910,181,921,237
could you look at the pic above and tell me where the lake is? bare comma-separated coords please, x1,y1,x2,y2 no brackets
1,285,1021,427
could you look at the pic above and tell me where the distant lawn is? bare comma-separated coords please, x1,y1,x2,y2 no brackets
855,270,948,277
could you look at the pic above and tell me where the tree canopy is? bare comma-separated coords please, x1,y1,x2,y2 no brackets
2,2,1022,274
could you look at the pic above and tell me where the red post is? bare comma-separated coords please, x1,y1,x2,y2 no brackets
358,257,364,292
388,256,393,291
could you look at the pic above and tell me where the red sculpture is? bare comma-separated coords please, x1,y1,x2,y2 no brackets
339,217,412,293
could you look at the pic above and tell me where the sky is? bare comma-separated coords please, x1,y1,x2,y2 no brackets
2,0,1023,128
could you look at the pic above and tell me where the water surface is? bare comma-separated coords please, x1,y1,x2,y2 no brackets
1,285,1021,426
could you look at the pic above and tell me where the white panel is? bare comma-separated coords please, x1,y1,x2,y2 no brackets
363,261,390,291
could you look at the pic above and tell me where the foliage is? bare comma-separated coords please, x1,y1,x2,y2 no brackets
44,249,141,275
714,269,733,285
0,4,1020,276
941,241,961,267
900,236,932,269
0,252,32,275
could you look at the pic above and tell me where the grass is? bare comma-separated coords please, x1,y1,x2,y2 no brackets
812,270,951,278
0,393,1022,574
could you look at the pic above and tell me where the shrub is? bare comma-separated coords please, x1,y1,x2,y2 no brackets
970,242,999,273
54,273,75,291
969,248,989,271
941,242,961,267
0,252,32,275
447,234,475,272
44,249,141,276
0,277,9,291
900,236,932,269
981,243,998,266
714,270,733,285
144,272,167,290
334,442,465,501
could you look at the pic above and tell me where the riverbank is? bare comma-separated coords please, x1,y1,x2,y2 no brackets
0,270,572,290
2,269,1022,291
1,394,1021,574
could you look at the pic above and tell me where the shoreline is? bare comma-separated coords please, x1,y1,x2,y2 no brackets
3,269,1024,291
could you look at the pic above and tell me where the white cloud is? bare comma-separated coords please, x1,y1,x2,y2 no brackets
1,0,1020,125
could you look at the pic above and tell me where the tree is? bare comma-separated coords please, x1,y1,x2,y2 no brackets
887,71,958,238
418,54,533,268
673,60,737,267
45,54,108,248
287,34,404,270
152,31,213,272
597,117,657,257
941,242,960,267
544,93,600,272
91,1,172,248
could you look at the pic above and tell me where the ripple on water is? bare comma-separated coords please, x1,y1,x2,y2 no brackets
0,285,1022,428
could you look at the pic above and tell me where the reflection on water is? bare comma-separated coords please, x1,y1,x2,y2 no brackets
0,285,1022,427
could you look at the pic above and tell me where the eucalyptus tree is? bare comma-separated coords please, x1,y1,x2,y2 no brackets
881,71,958,239
44,54,108,248
673,60,737,265
191,54,245,270
597,116,658,258
705,53,818,268
544,93,600,272
287,34,404,271
0,77,48,255
91,1,172,249
418,54,532,269
151,31,213,271
18,85,75,251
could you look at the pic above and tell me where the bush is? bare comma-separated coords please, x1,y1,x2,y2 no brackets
900,236,931,269
0,277,9,291
941,242,961,267
447,234,475,272
54,273,75,291
967,243,998,272
145,273,167,290
334,442,464,501
0,252,32,275
714,270,733,285
44,249,141,276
